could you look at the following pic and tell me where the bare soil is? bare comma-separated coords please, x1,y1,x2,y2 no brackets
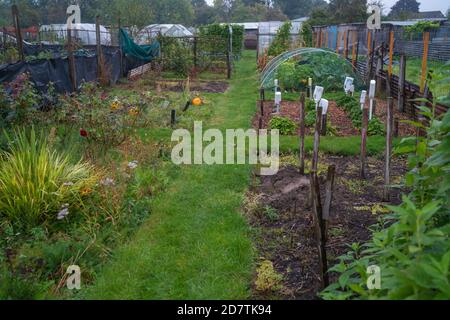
249,155,408,300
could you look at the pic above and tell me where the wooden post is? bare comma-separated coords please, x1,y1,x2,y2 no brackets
321,113,327,136
388,31,394,77
11,5,24,61
171,109,176,127
355,37,360,69
351,30,357,65
260,87,265,102
323,165,336,242
193,36,198,68
312,107,323,172
95,16,105,83
335,31,340,54
325,31,329,49
299,93,306,175
384,96,393,202
343,31,348,59
398,54,406,112
394,119,399,137
226,35,232,79
367,30,372,57
420,32,430,93
310,171,329,289
360,106,369,179
67,27,77,92
118,18,124,77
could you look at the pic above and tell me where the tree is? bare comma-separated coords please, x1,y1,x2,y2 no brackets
328,0,368,24
275,0,327,20
388,0,420,20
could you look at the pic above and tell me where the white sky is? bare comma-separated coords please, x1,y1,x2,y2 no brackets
205,0,450,15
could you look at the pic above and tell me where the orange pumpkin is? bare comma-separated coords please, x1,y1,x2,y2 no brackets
192,97,202,106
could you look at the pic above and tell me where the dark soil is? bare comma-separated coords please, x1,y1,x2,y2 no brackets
253,98,416,137
249,155,408,300
155,79,229,93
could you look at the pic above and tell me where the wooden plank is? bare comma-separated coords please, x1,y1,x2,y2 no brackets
352,30,357,66
335,31,340,54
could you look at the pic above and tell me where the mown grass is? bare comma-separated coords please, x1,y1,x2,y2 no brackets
83,51,258,299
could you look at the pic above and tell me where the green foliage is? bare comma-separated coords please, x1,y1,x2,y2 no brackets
159,36,193,76
322,104,450,300
198,24,244,55
0,128,96,229
368,118,385,136
405,21,440,38
268,21,292,57
269,116,297,135
275,52,362,92
300,21,313,47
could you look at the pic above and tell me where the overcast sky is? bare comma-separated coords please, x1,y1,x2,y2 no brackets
205,0,450,15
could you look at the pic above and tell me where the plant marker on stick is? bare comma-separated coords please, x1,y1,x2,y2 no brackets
308,77,313,99
274,91,282,114
369,80,376,120
320,99,329,135
313,86,324,110
360,90,367,110
344,77,354,95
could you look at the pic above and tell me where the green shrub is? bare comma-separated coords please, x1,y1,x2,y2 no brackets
321,106,450,300
198,24,244,56
268,21,292,57
0,128,97,228
305,110,317,127
269,116,297,135
368,118,385,136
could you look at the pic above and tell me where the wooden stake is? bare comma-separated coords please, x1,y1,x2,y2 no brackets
398,54,406,112
384,96,393,202
312,107,323,172
299,93,306,175
95,16,105,83
323,165,336,242
388,30,394,77
420,32,430,93
360,106,369,179
67,27,77,92
171,109,176,127
343,31,348,59
352,30,357,65
11,5,24,61
310,171,329,289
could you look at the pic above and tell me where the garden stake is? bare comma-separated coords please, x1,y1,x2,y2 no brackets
310,170,329,289
11,5,24,61
312,107,323,173
299,93,306,175
384,96,393,202
360,106,369,179
183,101,191,112
323,165,336,241
398,55,406,112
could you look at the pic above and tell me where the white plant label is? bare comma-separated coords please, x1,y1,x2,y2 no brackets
344,77,354,94
320,99,329,115
66,5,81,29
313,86,324,104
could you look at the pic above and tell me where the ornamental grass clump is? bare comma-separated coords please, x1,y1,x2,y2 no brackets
0,128,97,229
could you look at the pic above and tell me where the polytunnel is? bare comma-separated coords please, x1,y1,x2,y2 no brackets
260,48,365,92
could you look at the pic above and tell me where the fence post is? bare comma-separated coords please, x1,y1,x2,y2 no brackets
226,33,232,79
67,26,77,92
335,31,340,54
11,5,24,61
384,96,393,202
388,30,394,77
344,31,348,59
310,171,329,290
420,32,430,93
398,54,406,112
193,36,198,68
95,15,105,83
323,165,336,224
312,107,323,172
360,106,369,179
351,30,357,66
118,17,124,77
299,93,306,175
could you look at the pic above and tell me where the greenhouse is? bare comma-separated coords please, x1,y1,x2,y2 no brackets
136,24,193,44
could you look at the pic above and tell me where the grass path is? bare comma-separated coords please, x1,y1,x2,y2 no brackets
84,51,258,299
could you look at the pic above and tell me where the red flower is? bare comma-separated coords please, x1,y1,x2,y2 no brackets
80,129,88,137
